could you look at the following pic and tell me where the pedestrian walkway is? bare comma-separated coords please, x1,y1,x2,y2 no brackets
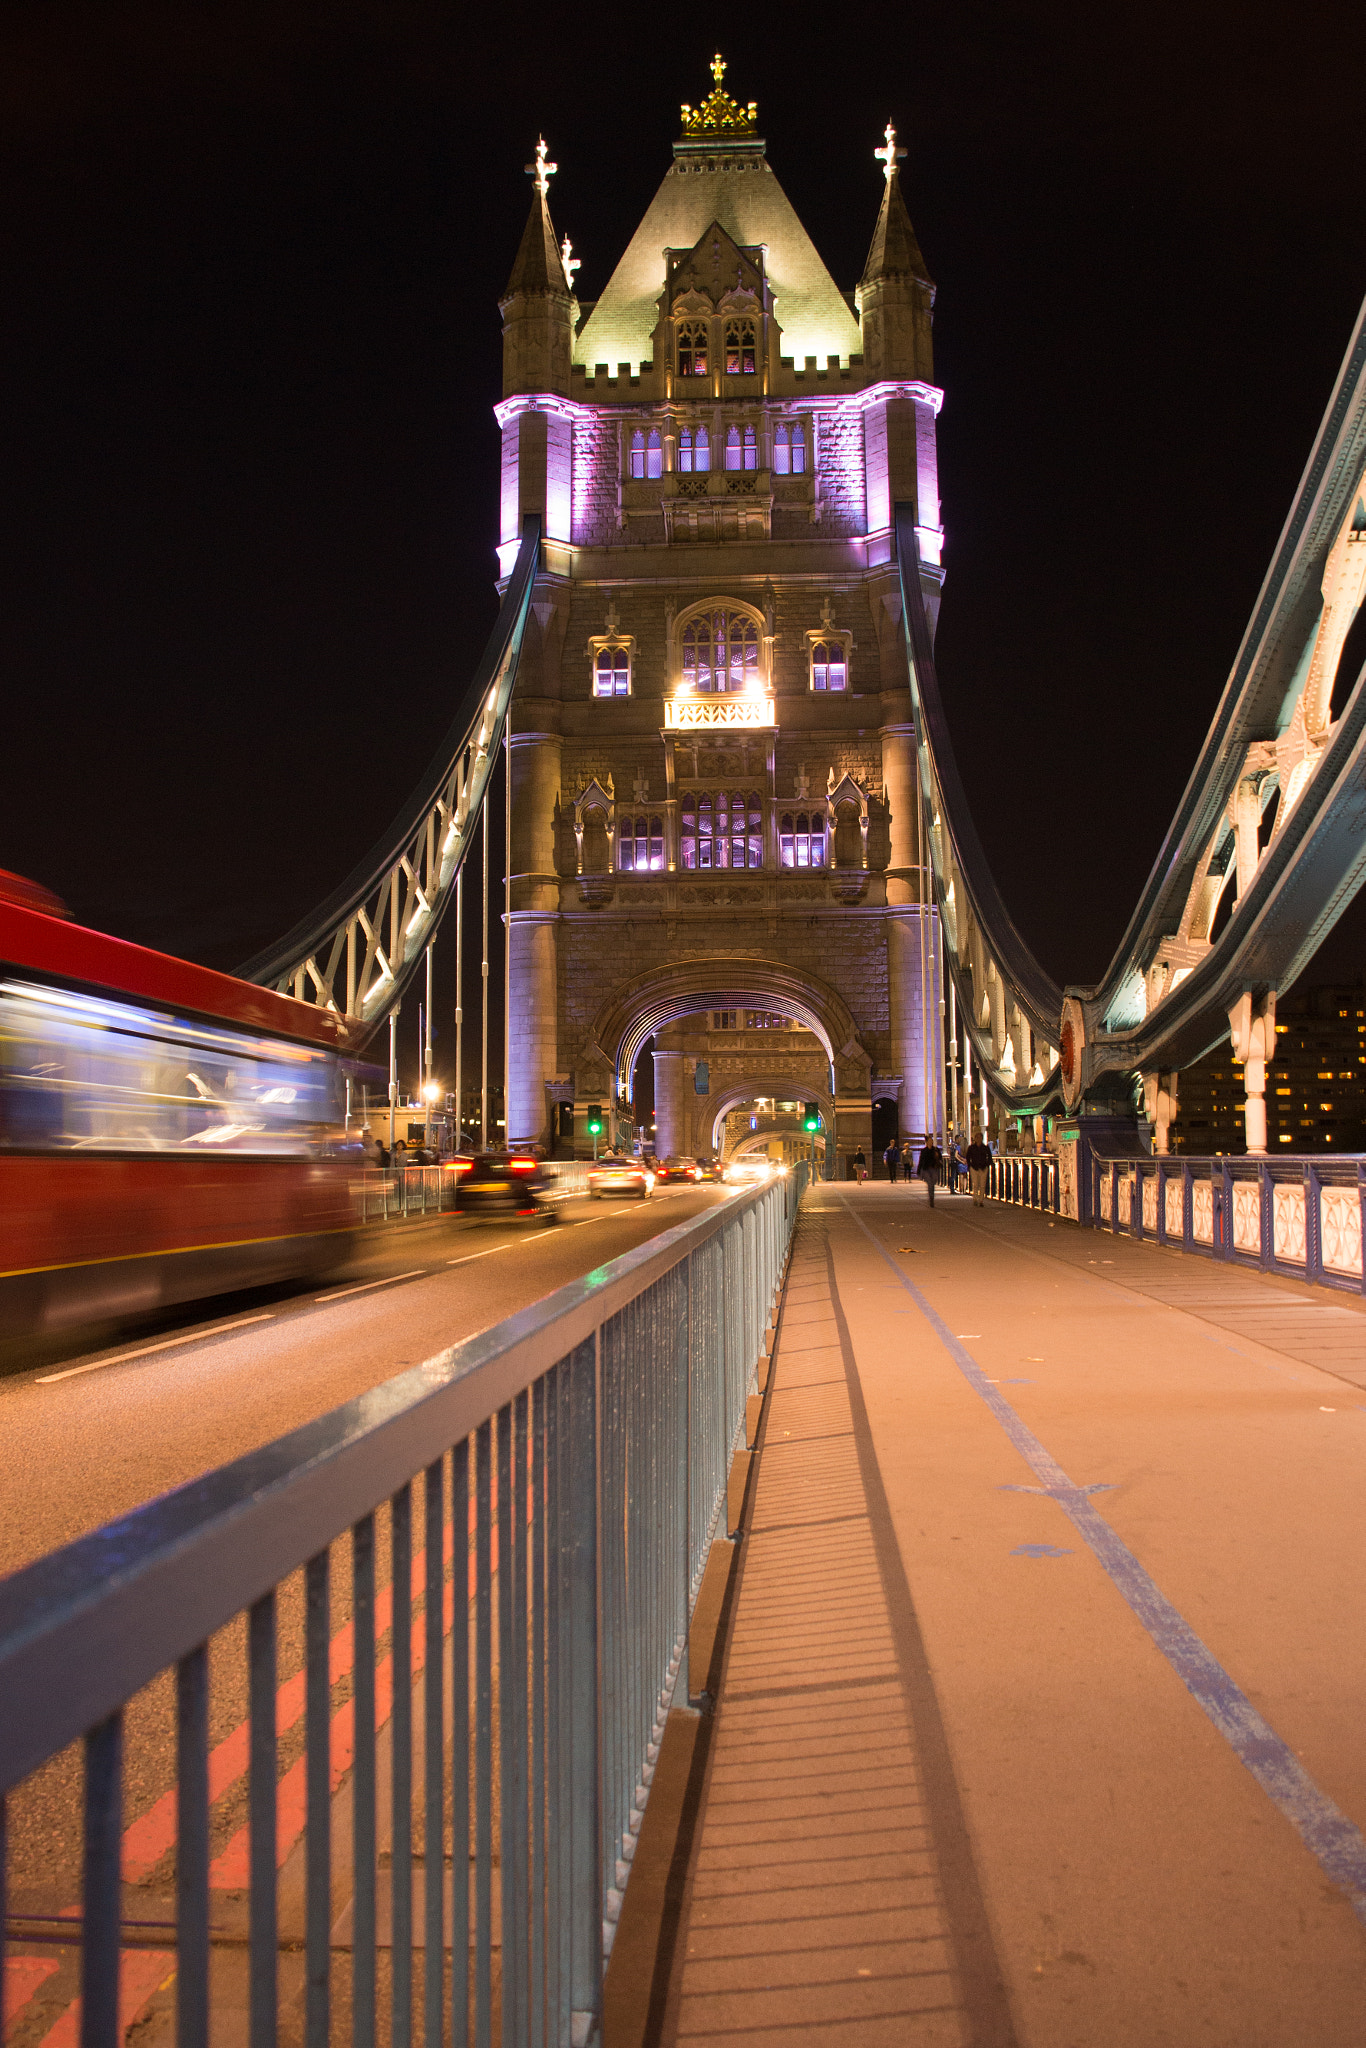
657,1185,1366,2047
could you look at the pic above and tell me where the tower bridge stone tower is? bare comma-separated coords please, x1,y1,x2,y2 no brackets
500,68,946,1172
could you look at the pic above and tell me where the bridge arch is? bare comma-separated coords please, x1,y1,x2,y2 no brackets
589,955,858,1104
704,1078,833,1155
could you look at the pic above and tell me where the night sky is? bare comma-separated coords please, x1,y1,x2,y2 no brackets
3,3,1366,1092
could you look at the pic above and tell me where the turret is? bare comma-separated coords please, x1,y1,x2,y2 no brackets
499,137,574,398
856,123,934,381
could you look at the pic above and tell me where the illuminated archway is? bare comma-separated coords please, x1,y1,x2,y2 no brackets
706,1078,833,1155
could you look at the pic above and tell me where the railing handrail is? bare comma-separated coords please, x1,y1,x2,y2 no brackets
0,1178,786,1796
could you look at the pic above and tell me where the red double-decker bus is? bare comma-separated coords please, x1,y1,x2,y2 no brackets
0,873,363,1340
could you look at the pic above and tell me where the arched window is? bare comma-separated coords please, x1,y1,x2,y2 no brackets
779,811,827,869
680,790,764,870
594,646,630,698
678,426,711,475
617,815,664,872
629,430,645,480
811,642,847,691
790,422,806,473
680,607,760,693
725,320,757,375
645,428,662,480
677,322,708,377
773,424,790,475
724,425,742,472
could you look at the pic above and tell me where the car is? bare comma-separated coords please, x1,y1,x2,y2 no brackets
456,1150,563,1221
721,1155,773,1186
694,1156,722,1181
656,1155,703,1184
587,1154,654,1199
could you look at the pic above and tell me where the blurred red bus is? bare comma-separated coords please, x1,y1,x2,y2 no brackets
0,872,364,1339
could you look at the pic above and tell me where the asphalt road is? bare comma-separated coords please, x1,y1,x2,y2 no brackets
0,1181,728,1578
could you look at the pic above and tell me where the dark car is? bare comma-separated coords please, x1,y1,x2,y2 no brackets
694,1156,722,1181
655,1155,703,1184
456,1151,562,1222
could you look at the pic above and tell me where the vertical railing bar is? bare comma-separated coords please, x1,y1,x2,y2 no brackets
530,1378,547,2048
452,1438,471,2047
424,1459,445,2048
1,1793,7,2048
556,1365,574,2047
352,1517,377,2048
512,1392,531,2046
81,1712,122,2048
249,1591,278,2048
497,1403,517,2047
176,1645,210,2048
475,1420,493,2047
305,1550,331,2048
392,1485,414,2048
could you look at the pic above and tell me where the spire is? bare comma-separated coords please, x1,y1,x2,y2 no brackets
502,139,569,301
860,123,932,291
499,136,574,397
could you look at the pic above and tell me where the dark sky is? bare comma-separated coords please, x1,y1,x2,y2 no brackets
3,0,1366,1070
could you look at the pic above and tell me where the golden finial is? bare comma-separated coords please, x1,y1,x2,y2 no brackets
560,234,580,292
524,136,557,196
875,121,906,182
680,55,758,138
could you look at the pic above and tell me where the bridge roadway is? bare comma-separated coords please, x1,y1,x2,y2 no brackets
653,1184,1366,2048
0,1181,725,1966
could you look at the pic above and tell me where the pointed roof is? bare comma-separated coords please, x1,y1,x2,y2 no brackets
502,185,568,302
860,167,933,290
575,156,861,371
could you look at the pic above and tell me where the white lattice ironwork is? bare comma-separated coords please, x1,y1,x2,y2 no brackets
1321,1185,1363,1275
1165,1175,1185,1240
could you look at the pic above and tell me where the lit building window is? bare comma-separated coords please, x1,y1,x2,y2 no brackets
645,428,662,479
677,322,708,377
680,790,763,870
678,426,710,474
743,423,757,470
811,641,848,691
617,815,664,871
629,430,645,480
779,811,827,869
725,320,757,375
773,422,806,475
681,608,760,693
593,645,631,697
725,425,742,472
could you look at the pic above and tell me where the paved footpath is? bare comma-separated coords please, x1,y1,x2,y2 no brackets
660,1184,1366,2048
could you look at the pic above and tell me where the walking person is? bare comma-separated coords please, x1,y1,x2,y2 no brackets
883,1138,900,1183
917,1136,942,1208
852,1145,867,1183
966,1135,992,1207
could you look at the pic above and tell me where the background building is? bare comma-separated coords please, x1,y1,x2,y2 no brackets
1171,985,1366,1153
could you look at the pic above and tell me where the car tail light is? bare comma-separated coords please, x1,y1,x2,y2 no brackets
448,1159,473,1176
509,1157,537,1175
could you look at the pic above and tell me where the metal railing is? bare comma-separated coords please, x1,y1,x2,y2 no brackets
1088,1152,1366,1291
988,1153,1061,1215
0,1166,807,2048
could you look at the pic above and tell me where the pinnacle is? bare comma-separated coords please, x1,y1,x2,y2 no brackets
860,166,933,290
502,185,569,301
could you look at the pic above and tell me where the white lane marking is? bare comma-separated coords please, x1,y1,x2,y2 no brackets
522,1230,556,1243
447,1245,510,1266
37,1313,276,1384
315,1269,427,1304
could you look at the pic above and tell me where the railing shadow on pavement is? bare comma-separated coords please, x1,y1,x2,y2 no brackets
0,1164,808,2048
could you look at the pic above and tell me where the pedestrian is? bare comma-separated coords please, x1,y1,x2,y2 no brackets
901,1138,914,1181
917,1137,942,1207
852,1145,867,1183
883,1138,899,1183
966,1135,992,1207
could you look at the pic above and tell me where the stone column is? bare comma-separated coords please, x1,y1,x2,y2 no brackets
507,731,562,1147
653,1050,684,1159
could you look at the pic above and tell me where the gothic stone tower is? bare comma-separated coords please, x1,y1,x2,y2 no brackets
500,67,945,1171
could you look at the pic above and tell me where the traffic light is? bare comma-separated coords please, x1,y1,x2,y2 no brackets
802,1103,821,1132
584,1104,603,1136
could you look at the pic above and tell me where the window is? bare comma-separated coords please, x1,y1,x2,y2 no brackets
617,815,664,872
725,320,757,375
594,646,630,697
744,1012,791,1030
811,641,847,691
779,811,827,869
681,608,760,693
677,322,708,377
629,430,645,480
724,424,759,473
644,429,662,479
743,423,757,470
678,426,710,474
773,422,806,475
680,790,763,870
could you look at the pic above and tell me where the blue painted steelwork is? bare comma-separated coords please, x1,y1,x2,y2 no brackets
895,290,1366,1116
0,1168,804,2048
